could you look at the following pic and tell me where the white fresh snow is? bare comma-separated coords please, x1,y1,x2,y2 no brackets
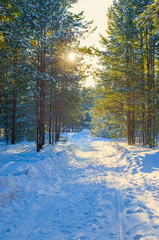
0,130,159,240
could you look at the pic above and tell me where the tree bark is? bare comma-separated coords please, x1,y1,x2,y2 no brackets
146,28,152,148
11,51,18,144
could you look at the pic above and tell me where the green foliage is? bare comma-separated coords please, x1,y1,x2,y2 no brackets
92,0,159,147
135,0,159,33
0,0,91,146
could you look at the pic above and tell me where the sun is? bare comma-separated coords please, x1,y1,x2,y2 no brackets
68,52,76,61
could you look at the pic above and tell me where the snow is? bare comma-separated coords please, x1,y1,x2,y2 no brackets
0,130,159,240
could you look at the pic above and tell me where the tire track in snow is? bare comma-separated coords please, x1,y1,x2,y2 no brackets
76,138,126,239
112,145,128,240
116,175,127,240
95,141,127,240
13,195,59,240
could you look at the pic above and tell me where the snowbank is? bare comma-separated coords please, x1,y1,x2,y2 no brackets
0,141,73,207
0,131,159,239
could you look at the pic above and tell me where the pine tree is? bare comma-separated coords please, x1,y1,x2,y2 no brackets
0,0,91,151
92,0,159,147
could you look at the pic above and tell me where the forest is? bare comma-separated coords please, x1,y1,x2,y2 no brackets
0,0,159,151
0,0,92,151
91,0,159,148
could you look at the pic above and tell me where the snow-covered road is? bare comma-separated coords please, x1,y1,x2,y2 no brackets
0,131,159,239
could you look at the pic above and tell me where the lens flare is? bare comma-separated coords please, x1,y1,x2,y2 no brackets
68,53,76,61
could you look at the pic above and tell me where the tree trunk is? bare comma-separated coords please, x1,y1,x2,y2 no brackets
11,92,16,144
126,52,132,145
37,105,41,152
55,100,58,144
131,108,135,145
5,100,9,145
152,37,156,147
146,28,152,148
139,29,146,146
11,51,18,144
36,39,41,152
57,110,62,141
49,107,52,145
52,110,55,145
49,82,53,144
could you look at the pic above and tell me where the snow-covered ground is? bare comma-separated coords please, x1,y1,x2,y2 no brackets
0,130,159,240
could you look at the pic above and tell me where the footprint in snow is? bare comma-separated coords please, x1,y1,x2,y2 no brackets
153,225,159,229
126,187,134,191
125,209,133,215
135,208,143,213
126,194,136,200
133,234,143,240
76,226,82,229
109,232,117,238
91,227,97,231
148,214,154,219
105,204,111,209
138,203,147,210
75,236,86,240
124,199,132,207
92,218,98,224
